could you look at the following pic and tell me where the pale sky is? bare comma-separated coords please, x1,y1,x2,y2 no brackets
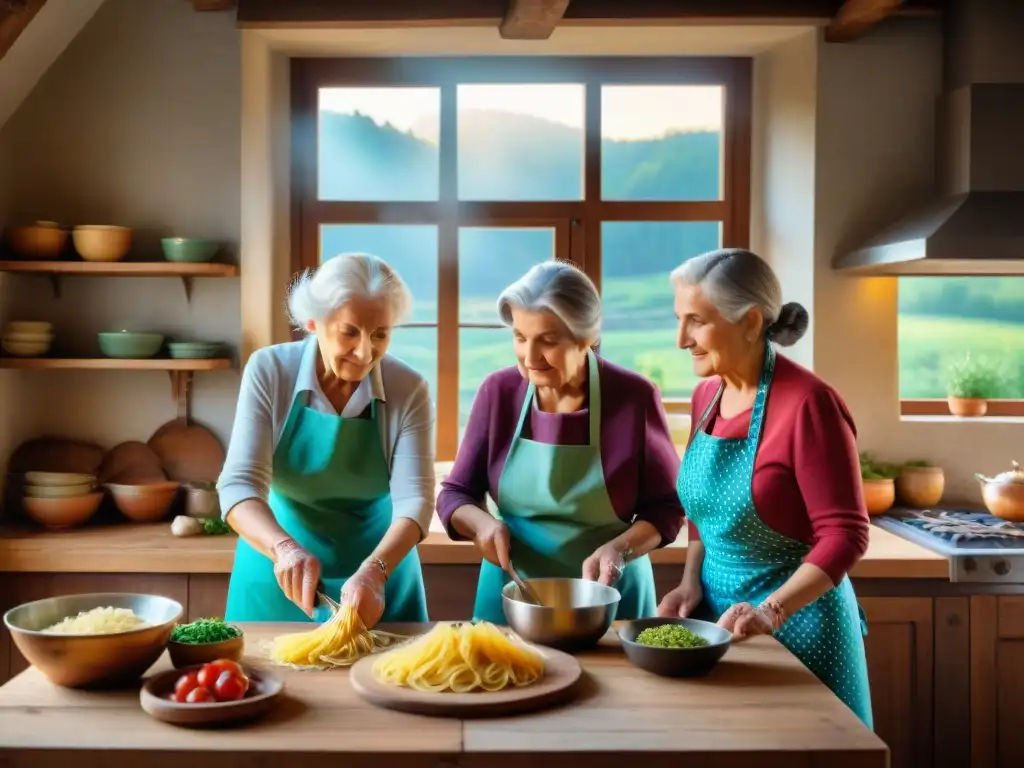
318,84,723,142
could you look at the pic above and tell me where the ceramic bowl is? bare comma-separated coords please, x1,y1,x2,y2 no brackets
72,225,131,262
140,662,283,727
2,337,51,357
5,321,53,334
4,592,183,688
618,617,732,678
106,481,181,523
25,471,96,487
5,222,67,260
167,342,224,360
98,331,164,359
21,492,103,529
167,632,245,669
161,238,219,263
24,482,95,499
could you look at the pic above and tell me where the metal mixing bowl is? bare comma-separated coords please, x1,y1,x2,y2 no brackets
3,592,183,688
502,577,620,651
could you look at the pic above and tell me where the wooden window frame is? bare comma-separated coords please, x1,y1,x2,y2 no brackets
291,56,752,459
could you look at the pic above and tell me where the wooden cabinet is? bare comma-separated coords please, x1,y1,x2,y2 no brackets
861,597,934,768
969,596,1024,768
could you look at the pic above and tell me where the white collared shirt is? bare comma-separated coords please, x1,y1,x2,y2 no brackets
217,336,436,536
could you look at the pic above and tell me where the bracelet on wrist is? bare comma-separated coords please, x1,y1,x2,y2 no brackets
757,598,787,631
364,556,389,582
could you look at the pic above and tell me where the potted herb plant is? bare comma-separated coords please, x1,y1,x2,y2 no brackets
860,452,899,516
896,460,945,509
945,353,1002,418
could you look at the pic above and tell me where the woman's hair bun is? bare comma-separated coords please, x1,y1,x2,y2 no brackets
766,302,809,347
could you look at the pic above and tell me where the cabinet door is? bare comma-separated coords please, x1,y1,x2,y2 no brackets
861,596,934,768
971,596,1024,768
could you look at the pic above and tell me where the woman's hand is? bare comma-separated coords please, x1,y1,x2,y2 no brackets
341,560,387,629
582,542,628,586
716,601,780,641
656,581,704,618
474,514,512,570
271,538,322,618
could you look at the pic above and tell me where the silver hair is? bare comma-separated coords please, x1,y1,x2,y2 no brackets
497,261,602,342
287,253,413,331
669,248,809,347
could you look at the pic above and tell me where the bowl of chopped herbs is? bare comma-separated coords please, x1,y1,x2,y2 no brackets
618,618,731,678
168,617,244,669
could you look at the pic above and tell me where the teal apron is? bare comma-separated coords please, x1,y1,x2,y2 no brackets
224,397,428,624
678,343,873,728
472,350,657,624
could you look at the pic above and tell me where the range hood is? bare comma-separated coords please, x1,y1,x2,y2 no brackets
834,0,1024,276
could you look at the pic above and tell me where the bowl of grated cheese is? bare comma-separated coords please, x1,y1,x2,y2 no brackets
3,592,183,688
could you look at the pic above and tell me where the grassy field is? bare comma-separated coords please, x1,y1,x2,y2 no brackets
386,273,1024,431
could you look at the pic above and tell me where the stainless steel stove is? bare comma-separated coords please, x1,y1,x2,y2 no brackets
874,507,1024,583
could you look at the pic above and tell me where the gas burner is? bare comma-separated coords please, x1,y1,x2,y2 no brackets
891,509,1024,541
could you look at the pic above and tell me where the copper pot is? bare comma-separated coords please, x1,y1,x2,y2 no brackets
976,461,1024,522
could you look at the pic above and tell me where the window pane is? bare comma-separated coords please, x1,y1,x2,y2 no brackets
387,327,438,405
601,85,723,202
457,84,584,201
600,221,721,399
459,227,556,323
318,87,440,201
459,327,511,439
320,224,438,324
898,277,1024,399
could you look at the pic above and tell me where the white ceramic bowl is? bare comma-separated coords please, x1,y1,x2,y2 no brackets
25,471,96,487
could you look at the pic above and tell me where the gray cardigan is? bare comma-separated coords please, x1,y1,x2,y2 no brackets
216,336,436,536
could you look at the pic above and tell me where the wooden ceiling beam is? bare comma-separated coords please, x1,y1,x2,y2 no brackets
0,0,47,61
825,0,908,43
499,0,570,40
235,0,842,26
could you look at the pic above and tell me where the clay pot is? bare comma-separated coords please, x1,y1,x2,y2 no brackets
948,396,988,417
862,478,896,516
896,466,945,508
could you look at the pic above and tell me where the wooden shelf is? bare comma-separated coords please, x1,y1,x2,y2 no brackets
0,357,232,371
0,260,239,277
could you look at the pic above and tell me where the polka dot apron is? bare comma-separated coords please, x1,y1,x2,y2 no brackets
677,343,874,729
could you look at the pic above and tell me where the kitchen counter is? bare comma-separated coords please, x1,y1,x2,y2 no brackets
0,521,948,578
0,622,887,767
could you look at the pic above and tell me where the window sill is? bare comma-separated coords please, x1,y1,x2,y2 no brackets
900,415,1024,425
900,399,1024,418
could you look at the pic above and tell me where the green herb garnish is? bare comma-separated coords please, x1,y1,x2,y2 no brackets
170,617,241,645
635,624,710,649
203,518,232,536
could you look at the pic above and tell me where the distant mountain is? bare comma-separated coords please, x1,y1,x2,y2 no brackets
318,110,721,294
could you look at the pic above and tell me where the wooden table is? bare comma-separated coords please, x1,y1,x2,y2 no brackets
0,623,888,768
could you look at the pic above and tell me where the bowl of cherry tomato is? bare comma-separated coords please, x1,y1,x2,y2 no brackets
139,658,283,727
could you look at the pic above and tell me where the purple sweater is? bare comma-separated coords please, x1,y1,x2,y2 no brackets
436,357,685,547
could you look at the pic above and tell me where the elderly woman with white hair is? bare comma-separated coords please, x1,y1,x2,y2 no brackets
661,247,872,727
218,253,434,627
437,261,685,624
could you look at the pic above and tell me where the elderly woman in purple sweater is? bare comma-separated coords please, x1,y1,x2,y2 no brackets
436,261,685,623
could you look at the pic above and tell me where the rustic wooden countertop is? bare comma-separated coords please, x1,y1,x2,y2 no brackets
0,521,948,578
0,622,887,768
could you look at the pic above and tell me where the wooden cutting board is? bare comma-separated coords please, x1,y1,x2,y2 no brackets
349,645,583,718
148,418,225,484
97,441,167,484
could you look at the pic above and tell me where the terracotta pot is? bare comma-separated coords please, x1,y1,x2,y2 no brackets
948,396,988,417
896,466,945,508
862,478,896,516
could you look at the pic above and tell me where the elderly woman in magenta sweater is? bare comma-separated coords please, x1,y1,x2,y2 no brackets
660,247,873,728
436,261,684,624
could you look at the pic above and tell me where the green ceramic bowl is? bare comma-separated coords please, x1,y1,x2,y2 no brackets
161,238,219,263
98,332,165,359
167,342,224,360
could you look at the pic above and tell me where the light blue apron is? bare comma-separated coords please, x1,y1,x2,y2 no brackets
472,350,657,624
678,342,873,729
224,398,428,624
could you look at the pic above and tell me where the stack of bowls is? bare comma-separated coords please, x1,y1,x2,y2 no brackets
106,481,181,522
2,321,53,357
22,471,103,529
167,341,224,360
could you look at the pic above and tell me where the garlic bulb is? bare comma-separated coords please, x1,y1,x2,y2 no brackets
171,515,205,537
